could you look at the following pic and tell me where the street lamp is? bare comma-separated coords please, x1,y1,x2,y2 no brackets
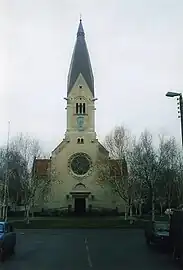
166,91,183,147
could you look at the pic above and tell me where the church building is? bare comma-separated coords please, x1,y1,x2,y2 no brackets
34,20,124,214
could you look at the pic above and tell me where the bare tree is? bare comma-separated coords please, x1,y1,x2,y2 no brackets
0,148,5,218
130,179,147,217
9,133,55,224
0,181,3,218
127,137,148,217
10,133,42,169
0,146,25,219
174,151,183,207
96,125,135,220
97,126,182,221
104,125,131,159
157,136,179,211
128,131,162,221
129,133,181,221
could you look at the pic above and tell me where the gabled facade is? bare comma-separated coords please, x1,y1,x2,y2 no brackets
33,20,125,214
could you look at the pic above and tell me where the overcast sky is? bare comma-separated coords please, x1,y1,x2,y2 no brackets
0,0,183,152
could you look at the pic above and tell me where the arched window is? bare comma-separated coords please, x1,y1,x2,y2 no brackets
77,138,84,144
76,103,86,114
79,103,82,114
83,103,86,114
76,103,79,114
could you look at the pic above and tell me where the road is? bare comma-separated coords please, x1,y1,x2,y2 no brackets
0,229,178,270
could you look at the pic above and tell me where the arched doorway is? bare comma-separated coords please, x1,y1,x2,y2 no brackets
70,183,91,215
74,197,86,215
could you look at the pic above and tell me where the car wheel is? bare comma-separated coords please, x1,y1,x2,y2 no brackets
0,247,5,262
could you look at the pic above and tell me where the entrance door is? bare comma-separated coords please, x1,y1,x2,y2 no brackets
74,198,86,215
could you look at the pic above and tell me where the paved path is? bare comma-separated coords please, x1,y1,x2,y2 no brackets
0,229,178,270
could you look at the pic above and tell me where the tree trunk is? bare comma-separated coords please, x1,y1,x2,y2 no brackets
5,206,8,222
24,204,30,224
124,204,128,220
2,204,5,220
24,204,27,217
151,190,155,222
138,203,142,217
25,206,30,224
167,188,171,209
32,210,34,218
0,206,3,219
168,199,171,209
160,202,163,216
129,204,133,217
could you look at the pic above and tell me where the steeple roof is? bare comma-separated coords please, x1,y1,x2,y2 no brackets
67,19,94,96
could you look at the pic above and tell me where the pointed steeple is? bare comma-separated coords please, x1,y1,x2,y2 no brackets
77,19,85,37
67,19,94,96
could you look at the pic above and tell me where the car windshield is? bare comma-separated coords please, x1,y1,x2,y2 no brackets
155,222,169,231
0,224,4,233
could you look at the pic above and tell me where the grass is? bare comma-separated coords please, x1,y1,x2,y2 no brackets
138,215,169,222
7,214,169,229
10,217,145,229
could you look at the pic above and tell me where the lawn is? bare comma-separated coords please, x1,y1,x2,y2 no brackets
10,217,145,229
138,214,169,222
8,214,169,229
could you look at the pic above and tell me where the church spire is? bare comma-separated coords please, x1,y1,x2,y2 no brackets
67,19,94,96
77,18,85,37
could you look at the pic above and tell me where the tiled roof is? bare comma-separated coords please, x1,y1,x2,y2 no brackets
33,159,50,177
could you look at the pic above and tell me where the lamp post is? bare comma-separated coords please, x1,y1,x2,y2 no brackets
166,91,183,147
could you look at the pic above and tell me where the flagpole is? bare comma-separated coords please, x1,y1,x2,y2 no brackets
3,121,10,221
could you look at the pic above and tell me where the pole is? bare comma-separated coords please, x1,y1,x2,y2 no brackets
3,121,10,221
179,95,183,148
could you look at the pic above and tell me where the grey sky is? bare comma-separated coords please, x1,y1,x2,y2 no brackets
0,0,183,152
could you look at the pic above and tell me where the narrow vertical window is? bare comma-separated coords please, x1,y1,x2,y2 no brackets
83,103,86,114
76,103,79,114
79,103,82,114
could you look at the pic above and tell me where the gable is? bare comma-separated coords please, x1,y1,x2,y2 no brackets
52,140,68,157
98,141,109,155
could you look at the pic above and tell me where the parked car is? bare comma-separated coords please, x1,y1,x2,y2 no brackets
145,220,170,247
169,210,183,264
0,221,16,262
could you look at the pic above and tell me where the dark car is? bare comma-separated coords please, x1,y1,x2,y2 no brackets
145,221,170,247
0,221,16,262
169,210,183,264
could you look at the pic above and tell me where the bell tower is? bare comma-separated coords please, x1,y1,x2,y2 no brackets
64,19,97,140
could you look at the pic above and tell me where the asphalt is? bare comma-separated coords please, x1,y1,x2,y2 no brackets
0,229,179,270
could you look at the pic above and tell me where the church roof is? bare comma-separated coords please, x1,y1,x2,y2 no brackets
32,158,50,177
98,142,109,155
109,158,128,177
67,19,94,96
